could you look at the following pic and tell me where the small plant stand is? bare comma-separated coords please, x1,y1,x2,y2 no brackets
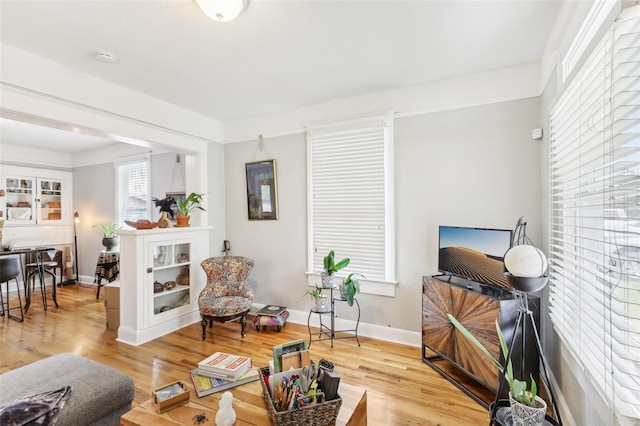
307,285,361,347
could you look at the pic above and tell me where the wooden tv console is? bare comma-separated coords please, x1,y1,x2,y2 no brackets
421,275,539,408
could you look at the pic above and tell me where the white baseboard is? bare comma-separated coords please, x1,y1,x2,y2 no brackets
252,304,421,348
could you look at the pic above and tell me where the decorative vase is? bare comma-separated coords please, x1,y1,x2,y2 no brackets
158,211,172,228
508,393,547,426
315,294,331,312
175,215,190,227
177,266,189,285
102,236,119,251
320,272,334,288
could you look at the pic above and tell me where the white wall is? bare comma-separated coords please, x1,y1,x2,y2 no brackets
224,97,543,333
206,141,226,262
73,162,114,280
224,133,308,310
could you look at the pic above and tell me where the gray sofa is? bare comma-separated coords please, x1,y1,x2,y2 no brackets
0,353,134,425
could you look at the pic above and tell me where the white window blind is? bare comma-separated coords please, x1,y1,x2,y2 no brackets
549,5,640,420
308,120,394,282
114,157,150,227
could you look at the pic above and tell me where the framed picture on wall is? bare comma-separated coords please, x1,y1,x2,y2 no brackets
245,159,278,220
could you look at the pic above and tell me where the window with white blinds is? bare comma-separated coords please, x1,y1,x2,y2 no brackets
549,5,640,420
114,157,150,227
307,119,394,283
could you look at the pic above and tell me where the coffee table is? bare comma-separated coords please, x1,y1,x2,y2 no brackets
121,378,367,425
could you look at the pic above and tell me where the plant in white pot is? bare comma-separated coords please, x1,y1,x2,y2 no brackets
447,314,547,426
175,192,206,227
304,288,331,313
322,250,349,288
340,273,364,307
94,222,121,251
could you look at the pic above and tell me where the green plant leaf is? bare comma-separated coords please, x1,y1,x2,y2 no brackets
334,258,350,270
496,321,514,390
447,314,503,373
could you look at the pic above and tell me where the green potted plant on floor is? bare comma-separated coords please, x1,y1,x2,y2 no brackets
447,314,547,426
321,250,350,288
175,192,206,227
94,221,121,251
340,273,364,307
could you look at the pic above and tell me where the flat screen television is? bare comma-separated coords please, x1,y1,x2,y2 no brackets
438,226,512,289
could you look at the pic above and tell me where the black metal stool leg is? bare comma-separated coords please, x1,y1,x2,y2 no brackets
0,281,5,317
7,277,24,322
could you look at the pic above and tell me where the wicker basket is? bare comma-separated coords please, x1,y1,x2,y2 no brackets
259,366,341,426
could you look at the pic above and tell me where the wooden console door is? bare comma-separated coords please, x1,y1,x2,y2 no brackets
422,276,503,390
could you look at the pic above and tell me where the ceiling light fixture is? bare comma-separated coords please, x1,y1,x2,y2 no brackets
94,52,117,64
194,0,248,23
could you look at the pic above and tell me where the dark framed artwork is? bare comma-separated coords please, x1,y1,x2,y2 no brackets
245,159,278,220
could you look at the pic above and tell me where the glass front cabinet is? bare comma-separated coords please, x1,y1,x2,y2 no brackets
150,241,192,322
118,227,209,346
2,173,69,225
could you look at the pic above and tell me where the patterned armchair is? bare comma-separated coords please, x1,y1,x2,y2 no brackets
198,256,255,340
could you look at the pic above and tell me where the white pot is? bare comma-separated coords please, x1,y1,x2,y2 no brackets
320,272,334,288
315,294,331,312
509,393,547,426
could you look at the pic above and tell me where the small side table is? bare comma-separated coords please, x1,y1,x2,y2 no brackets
94,250,120,299
307,285,360,347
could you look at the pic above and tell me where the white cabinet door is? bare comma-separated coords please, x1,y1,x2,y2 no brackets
36,178,66,223
147,240,193,325
3,176,37,224
2,170,70,226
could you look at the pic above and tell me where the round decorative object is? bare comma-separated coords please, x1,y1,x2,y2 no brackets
504,245,548,278
164,280,177,289
102,237,119,251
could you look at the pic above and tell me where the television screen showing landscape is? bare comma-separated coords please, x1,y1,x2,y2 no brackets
438,226,512,289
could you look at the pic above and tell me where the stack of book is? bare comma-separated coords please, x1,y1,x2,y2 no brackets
191,352,259,397
198,352,252,380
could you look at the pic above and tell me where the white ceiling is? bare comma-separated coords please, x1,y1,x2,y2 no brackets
0,0,564,151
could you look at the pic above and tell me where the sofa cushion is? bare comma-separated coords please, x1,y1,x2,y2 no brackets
0,353,134,426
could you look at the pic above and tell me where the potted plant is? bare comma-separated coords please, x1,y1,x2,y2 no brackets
175,192,206,227
304,288,330,312
340,273,364,307
321,250,350,288
447,314,547,426
94,221,120,251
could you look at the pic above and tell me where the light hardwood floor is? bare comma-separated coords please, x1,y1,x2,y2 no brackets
0,284,491,425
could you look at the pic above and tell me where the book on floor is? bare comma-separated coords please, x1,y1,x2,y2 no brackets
197,352,252,381
190,367,260,398
255,305,287,317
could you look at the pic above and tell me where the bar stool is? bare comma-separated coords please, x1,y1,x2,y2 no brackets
25,258,58,311
0,256,24,322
